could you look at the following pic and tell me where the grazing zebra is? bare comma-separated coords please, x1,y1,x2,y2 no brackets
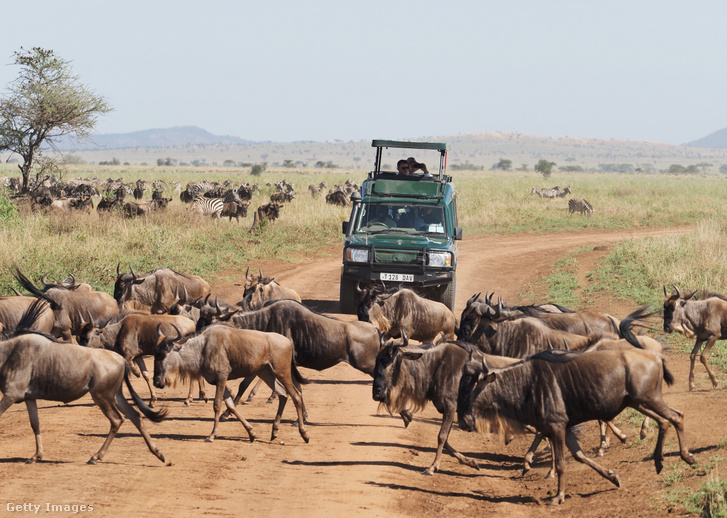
568,198,594,217
556,186,571,198
530,187,542,197
192,196,224,218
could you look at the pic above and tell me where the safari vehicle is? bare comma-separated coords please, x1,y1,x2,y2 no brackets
339,140,462,313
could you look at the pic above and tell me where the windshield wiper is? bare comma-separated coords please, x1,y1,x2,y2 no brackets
365,229,410,235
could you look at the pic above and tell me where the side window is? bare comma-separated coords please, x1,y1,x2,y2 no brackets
451,198,458,228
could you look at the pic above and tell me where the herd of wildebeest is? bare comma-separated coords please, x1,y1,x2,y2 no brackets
1,253,725,505
2,175,358,231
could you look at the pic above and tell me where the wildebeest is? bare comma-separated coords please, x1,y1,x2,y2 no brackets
663,285,727,391
220,200,250,222
114,265,211,314
250,202,282,232
325,190,349,206
241,269,302,310
49,196,94,213
359,287,456,343
123,197,170,217
457,348,696,505
79,312,197,407
270,191,294,204
0,292,55,337
153,324,309,443
202,299,384,421
373,336,518,475
457,295,599,356
517,304,620,336
14,269,118,342
0,300,169,465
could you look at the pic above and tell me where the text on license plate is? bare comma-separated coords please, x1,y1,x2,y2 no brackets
380,273,414,282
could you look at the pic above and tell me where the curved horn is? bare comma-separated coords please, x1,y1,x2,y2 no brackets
673,284,682,298
67,273,76,285
129,264,137,279
117,263,122,276
86,310,95,329
215,296,222,315
183,285,189,303
401,329,409,347
10,287,22,296
356,280,364,294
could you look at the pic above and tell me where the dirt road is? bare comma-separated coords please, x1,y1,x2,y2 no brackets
1,226,721,517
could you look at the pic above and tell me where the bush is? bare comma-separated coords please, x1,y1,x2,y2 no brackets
0,188,18,222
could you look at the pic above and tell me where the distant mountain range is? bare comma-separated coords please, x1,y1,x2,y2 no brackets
685,127,727,148
58,126,259,151
55,124,727,151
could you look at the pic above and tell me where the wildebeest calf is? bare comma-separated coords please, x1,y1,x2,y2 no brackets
154,324,309,443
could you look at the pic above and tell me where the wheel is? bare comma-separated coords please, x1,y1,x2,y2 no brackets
439,274,456,312
339,277,359,314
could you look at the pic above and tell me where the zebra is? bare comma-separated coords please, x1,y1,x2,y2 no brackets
191,196,224,218
530,187,542,197
542,186,561,199
556,186,571,198
568,198,594,217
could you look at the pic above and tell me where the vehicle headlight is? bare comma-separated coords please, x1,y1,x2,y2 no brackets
345,248,369,263
428,251,452,267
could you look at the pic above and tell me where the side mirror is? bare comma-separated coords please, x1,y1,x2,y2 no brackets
342,221,349,234
455,227,463,240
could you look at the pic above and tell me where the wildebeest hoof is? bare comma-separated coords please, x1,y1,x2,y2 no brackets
612,473,621,488
422,468,434,476
87,458,97,465
205,436,215,443
246,396,254,403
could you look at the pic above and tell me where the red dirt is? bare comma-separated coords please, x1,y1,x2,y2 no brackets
1,226,721,517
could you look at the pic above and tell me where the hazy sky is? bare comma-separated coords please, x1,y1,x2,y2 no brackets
2,1,725,145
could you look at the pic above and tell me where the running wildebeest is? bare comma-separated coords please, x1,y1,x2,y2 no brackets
0,300,169,465
154,324,309,444
457,348,696,505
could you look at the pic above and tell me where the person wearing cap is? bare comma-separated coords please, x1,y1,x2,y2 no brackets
407,157,432,177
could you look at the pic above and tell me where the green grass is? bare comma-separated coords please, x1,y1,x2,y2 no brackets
3,165,727,299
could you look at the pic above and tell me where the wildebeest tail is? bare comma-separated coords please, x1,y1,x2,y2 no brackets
124,363,168,422
14,268,61,310
619,305,658,346
662,360,675,387
10,298,51,338
291,360,310,391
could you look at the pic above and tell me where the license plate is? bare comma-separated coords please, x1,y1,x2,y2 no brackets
380,273,414,282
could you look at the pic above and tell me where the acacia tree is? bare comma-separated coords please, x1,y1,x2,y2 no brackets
0,47,111,194
534,159,556,179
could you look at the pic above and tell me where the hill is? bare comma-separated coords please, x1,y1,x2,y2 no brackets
58,131,727,172
685,127,727,148
57,126,258,151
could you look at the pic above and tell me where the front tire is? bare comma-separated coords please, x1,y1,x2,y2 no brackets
439,273,456,312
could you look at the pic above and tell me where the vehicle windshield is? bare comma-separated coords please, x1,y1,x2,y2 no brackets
354,202,445,235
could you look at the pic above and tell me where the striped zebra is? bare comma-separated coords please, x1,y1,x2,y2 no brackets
539,186,561,199
192,196,224,218
568,198,594,217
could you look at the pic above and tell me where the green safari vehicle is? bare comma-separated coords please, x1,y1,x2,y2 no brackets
339,140,462,313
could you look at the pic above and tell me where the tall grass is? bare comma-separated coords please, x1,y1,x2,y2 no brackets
2,164,727,294
592,220,727,306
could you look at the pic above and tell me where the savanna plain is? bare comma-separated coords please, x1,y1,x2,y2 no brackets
2,165,727,516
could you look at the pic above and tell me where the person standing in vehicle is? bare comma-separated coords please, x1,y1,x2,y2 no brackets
407,157,432,177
